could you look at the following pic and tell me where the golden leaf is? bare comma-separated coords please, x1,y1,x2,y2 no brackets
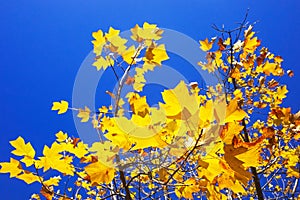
199,38,215,51
17,170,40,184
44,176,61,187
10,136,35,167
55,131,68,142
225,98,248,123
84,161,115,185
51,100,68,114
0,158,23,178
92,30,106,56
77,106,91,122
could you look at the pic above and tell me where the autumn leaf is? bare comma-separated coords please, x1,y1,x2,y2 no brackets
92,56,110,71
0,158,23,177
17,170,40,184
55,131,68,142
276,85,288,100
77,106,91,122
199,37,216,51
131,22,162,42
84,161,115,185
175,178,200,199
51,100,68,114
159,81,198,119
37,143,74,175
10,136,35,167
151,44,169,65
224,98,248,123
125,76,135,85
92,29,106,56
220,122,244,144
122,45,136,64
44,176,61,187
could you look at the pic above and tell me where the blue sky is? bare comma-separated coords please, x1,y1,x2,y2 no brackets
0,0,300,199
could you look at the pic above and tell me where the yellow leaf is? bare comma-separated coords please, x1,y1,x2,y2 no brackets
132,67,146,92
160,81,198,119
131,22,162,42
175,178,200,199
243,25,260,53
198,61,217,73
262,61,283,76
105,27,120,40
126,92,150,126
77,106,91,122
225,98,248,123
0,158,23,177
122,45,136,64
235,145,262,168
84,161,115,184
51,100,69,114
44,176,61,186
37,143,74,175
17,171,40,184
224,37,231,45
92,56,110,71
276,85,288,100
108,35,127,54
199,38,215,51
152,44,169,65
92,30,106,56
220,122,244,144
233,89,243,99
244,36,260,53
223,144,257,185
55,131,68,142
89,141,116,166
10,136,35,167
64,141,89,159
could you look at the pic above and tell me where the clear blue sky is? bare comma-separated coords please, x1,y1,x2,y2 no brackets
0,0,299,199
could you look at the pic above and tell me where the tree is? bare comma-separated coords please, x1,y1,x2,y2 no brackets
0,19,299,200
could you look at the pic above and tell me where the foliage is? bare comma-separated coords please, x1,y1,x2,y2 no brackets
0,21,299,200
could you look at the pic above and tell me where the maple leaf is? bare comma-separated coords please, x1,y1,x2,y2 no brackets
122,45,136,64
37,143,74,175
217,173,246,194
175,178,200,199
220,122,244,144
105,27,120,40
151,44,169,65
93,56,109,71
63,141,89,159
10,136,35,167
51,100,68,114
55,131,68,142
0,158,23,177
107,34,127,54
84,161,115,185
92,56,114,71
44,176,61,187
92,30,106,56
77,106,91,122
223,144,261,185
131,22,162,42
224,98,248,123
276,85,288,100
133,67,146,92
89,141,116,166
104,110,168,151
199,38,216,51
159,81,198,119
243,25,261,53
17,170,40,184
